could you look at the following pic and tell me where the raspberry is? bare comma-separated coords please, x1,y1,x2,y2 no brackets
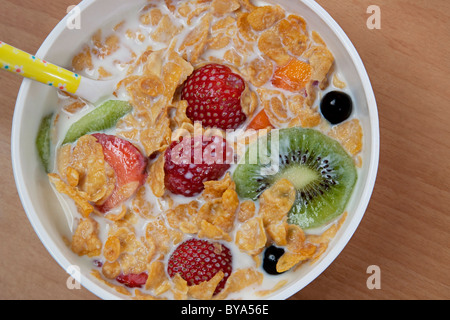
116,272,148,288
167,239,232,295
164,135,232,197
181,64,247,130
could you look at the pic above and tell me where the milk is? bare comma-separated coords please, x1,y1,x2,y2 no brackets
49,0,356,300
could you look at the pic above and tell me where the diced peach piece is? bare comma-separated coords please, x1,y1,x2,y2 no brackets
272,59,312,92
247,110,274,130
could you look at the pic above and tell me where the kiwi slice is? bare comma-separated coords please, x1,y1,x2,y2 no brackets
233,128,357,229
36,113,54,173
62,100,132,145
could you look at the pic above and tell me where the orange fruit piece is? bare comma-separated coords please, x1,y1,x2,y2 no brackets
247,110,274,130
272,58,312,92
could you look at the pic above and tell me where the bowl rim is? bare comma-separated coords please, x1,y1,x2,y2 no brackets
11,0,379,300
11,0,122,301
269,0,380,299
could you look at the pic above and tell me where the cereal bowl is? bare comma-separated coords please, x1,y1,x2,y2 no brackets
12,0,379,300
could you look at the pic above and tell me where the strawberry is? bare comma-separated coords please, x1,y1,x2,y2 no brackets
167,238,232,295
116,272,148,288
92,133,148,213
164,135,232,197
181,64,247,130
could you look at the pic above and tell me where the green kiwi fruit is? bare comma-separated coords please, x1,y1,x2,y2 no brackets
62,100,132,145
233,127,357,229
36,113,54,173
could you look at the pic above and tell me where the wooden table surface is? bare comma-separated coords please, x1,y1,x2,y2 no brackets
0,0,449,300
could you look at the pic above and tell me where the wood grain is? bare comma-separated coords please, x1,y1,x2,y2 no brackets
0,0,449,300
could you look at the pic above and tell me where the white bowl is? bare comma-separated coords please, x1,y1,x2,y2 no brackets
11,0,379,300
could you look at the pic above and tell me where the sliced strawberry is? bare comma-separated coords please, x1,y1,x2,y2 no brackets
164,135,232,197
116,272,148,288
92,133,148,213
167,239,232,295
181,64,247,130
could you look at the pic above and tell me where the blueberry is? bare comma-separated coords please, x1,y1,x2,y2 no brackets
320,91,353,125
263,245,286,275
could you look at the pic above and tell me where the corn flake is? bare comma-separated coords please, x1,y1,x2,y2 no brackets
265,222,288,246
235,217,266,255
276,243,316,273
166,201,200,233
212,16,235,32
145,261,169,292
198,219,231,242
171,273,189,300
247,5,285,31
162,50,194,100
278,15,309,56
105,205,128,221
131,186,153,219
188,271,225,300
328,119,363,156
138,75,165,97
242,57,274,87
333,73,347,89
72,46,93,72
145,217,173,255
303,45,334,82
237,200,256,222
222,188,239,216
198,198,235,233
214,268,263,300
258,179,296,246
48,173,94,218
212,0,240,17
94,32,121,59
119,252,147,275
104,236,121,262
140,108,172,157
239,0,256,11
66,166,79,187
257,89,290,127
70,217,102,257
237,12,256,42
71,135,116,203
179,13,212,64
102,261,121,279
259,179,295,226
223,49,244,67
149,155,165,197
202,172,235,200
258,28,291,66
240,86,258,118
63,100,86,115
140,8,163,26
151,15,182,44
288,94,321,128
